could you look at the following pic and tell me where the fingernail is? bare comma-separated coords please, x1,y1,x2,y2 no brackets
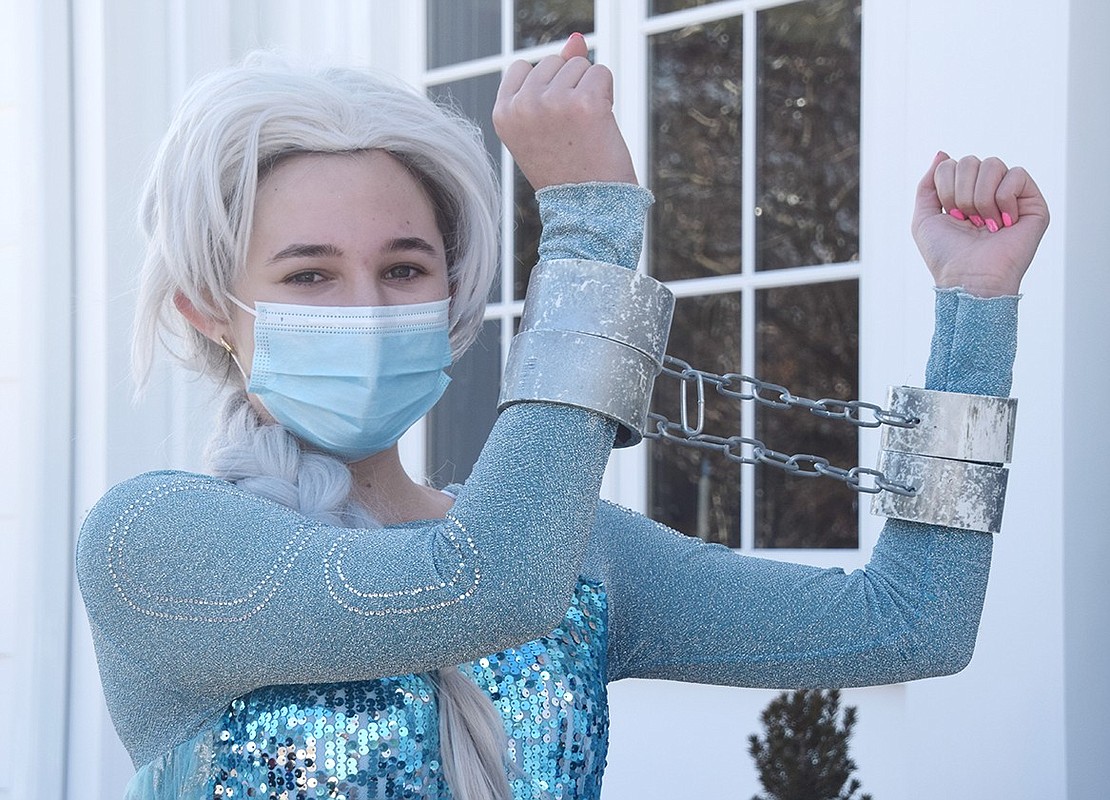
969,214,985,228
985,218,999,233
1002,212,1014,228
949,208,966,221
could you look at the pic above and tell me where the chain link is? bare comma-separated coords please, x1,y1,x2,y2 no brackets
644,356,920,497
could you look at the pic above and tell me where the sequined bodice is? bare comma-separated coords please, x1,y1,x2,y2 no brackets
151,579,608,800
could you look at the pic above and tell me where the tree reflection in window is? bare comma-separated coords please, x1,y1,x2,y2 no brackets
755,280,859,548
649,18,742,282
756,0,860,271
514,0,593,49
648,0,861,549
650,294,742,548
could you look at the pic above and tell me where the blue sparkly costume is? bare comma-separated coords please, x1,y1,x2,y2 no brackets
77,183,1017,800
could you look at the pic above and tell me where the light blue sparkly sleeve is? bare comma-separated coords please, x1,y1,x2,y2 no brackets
596,289,1016,688
75,182,651,768
535,182,654,268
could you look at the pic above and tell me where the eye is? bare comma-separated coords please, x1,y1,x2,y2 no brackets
385,264,424,281
284,270,327,285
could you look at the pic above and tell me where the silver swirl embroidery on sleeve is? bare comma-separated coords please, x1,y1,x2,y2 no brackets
106,478,317,623
323,512,481,616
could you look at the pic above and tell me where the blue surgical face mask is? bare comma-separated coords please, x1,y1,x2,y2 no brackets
227,294,452,461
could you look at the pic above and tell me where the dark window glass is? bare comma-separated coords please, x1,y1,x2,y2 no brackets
427,0,501,69
512,166,542,300
427,319,502,488
649,18,742,282
428,73,502,303
514,0,594,49
650,0,719,14
754,279,858,547
649,293,742,548
755,0,861,271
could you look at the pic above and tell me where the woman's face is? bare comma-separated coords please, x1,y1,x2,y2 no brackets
221,149,450,370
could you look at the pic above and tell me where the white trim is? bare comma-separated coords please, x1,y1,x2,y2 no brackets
857,0,909,558
66,0,134,795
12,0,77,797
642,0,798,33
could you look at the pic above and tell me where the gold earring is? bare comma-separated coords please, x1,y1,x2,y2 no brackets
219,336,236,356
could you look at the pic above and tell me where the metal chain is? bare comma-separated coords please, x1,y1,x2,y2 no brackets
643,356,920,497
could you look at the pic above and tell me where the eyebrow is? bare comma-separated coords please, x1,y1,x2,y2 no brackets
268,243,342,263
267,237,440,264
385,237,441,257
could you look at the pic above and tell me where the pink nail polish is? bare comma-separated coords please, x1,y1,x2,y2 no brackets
969,214,985,228
949,208,966,221
985,218,999,233
1002,212,1014,228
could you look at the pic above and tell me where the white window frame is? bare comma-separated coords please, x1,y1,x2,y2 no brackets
419,0,872,568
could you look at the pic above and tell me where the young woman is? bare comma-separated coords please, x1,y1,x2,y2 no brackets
77,35,1049,800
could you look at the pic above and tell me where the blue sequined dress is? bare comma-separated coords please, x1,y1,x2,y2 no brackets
77,183,1017,800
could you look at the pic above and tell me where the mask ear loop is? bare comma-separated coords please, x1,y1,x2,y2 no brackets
226,293,258,317
222,293,256,384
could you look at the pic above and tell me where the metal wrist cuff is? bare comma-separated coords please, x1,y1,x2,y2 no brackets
880,386,1017,463
518,259,674,364
872,450,1009,534
872,386,1017,533
498,329,660,447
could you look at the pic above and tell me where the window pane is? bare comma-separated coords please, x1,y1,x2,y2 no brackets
427,0,501,69
649,293,742,548
514,0,594,50
649,18,742,282
429,73,503,303
513,166,541,300
755,0,861,271
427,319,502,488
754,280,858,548
650,0,719,14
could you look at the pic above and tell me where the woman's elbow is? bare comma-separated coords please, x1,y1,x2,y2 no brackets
902,625,980,680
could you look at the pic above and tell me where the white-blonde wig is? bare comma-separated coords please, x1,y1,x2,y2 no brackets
133,52,500,385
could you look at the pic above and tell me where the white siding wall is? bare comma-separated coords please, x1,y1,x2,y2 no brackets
0,2,20,798
6,1,1107,798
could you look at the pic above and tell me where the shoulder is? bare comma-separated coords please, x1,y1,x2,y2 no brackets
79,470,268,543
583,498,700,571
592,498,689,544
81,469,301,522
585,498,738,580
85,469,232,507
75,470,311,593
